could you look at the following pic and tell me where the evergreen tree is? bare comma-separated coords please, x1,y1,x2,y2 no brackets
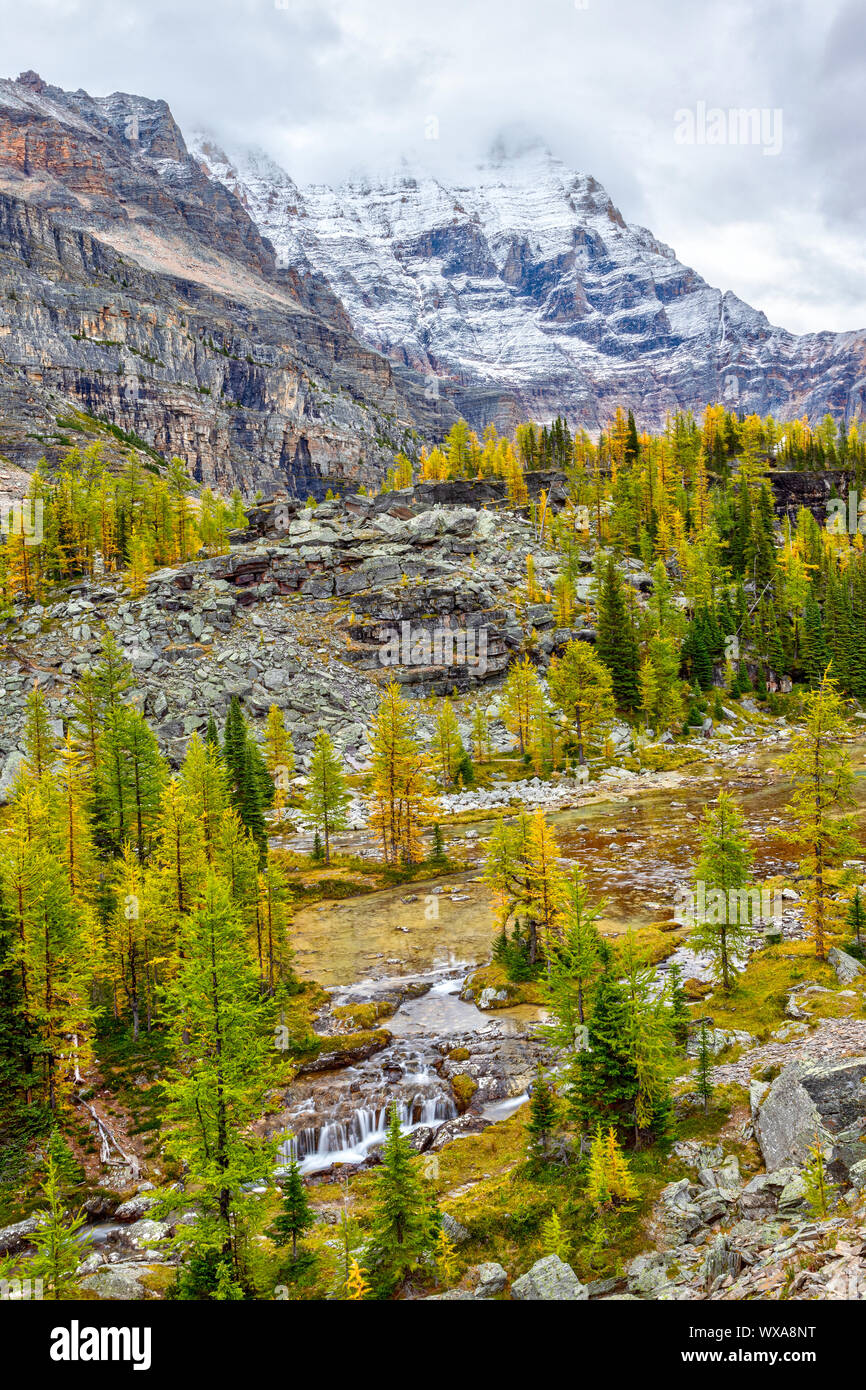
568,942,638,1140
596,557,640,711
28,1145,86,1299
801,589,830,686
847,886,866,950
666,962,691,1046
302,727,350,864
365,1105,437,1294
777,669,856,958
431,823,446,863
690,792,752,990
270,1158,315,1261
526,1067,558,1163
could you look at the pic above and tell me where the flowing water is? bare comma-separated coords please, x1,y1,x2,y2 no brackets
280,735,866,1173
277,972,540,1174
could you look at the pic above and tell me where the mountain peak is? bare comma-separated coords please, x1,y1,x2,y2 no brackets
16,70,46,92
196,132,864,431
485,128,556,168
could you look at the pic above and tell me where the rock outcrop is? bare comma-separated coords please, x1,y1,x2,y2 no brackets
754,1056,866,1175
0,73,455,494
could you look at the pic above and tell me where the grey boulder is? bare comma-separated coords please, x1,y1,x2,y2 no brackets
511,1255,587,1301
755,1057,866,1172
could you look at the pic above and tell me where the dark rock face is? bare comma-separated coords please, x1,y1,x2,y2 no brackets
768,469,851,523
0,74,455,494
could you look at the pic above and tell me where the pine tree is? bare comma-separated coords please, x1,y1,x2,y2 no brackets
777,669,855,959
526,1067,558,1163
302,727,350,864
568,942,638,1140
847,886,866,951
28,1146,86,1299
801,589,830,686
163,874,275,1271
431,823,446,863
365,1105,437,1293
222,695,248,800
596,557,640,711
666,962,691,1046
270,1158,315,1261
690,792,752,990
548,639,615,765
221,700,270,862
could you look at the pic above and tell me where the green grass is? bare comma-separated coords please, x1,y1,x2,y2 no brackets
703,941,843,1040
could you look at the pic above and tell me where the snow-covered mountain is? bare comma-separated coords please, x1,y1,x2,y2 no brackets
193,136,866,431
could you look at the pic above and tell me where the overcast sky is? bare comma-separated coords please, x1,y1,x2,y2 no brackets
2,0,864,334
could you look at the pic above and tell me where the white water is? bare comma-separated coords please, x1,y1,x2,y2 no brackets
480,1092,529,1124
278,1080,457,1176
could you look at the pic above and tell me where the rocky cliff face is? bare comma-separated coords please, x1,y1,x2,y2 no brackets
195,137,866,432
0,72,454,493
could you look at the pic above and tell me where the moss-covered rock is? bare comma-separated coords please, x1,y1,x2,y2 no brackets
451,1074,479,1112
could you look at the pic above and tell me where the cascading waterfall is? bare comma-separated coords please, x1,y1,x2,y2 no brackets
278,1068,457,1175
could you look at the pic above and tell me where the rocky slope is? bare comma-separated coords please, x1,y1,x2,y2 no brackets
0,481,586,794
194,137,866,432
0,72,454,494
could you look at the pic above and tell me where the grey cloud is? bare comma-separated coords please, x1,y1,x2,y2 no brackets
0,0,863,332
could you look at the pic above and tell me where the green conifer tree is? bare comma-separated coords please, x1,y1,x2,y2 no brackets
365,1105,437,1294
596,557,640,711
270,1158,315,1261
301,727,351,864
